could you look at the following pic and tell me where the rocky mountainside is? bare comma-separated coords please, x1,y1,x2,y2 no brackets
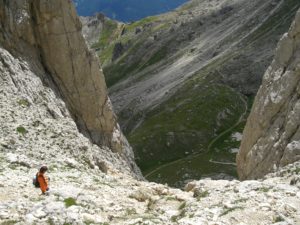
1,157,300,224
0,0,141,177
83,0,300,185
0,0,300,224
237,9,300,180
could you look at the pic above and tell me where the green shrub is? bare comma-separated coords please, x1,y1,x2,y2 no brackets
18,99,30,107
220,206,243,216
0,220,18,225
195,190,209,200
274,215,284,223
64,197,77,208
179,201,186,210
16,126,27,135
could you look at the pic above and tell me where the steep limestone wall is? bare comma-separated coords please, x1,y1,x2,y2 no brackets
237,9,300,180
0,0,141,177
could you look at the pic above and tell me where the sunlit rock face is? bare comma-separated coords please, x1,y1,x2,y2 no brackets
0,0,141,178
237,9,300,180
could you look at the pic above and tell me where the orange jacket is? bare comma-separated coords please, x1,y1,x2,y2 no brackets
37,172,49,193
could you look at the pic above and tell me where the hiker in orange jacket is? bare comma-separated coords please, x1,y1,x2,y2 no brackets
37,166,49,194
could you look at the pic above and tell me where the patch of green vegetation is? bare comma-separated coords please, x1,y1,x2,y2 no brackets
99,43,115,65
47,218,55,225
129,79,245,173
139,46,168,70
195,190,209,200
220,206,243,216
104,59,141,87
126,208,137,216
295,167,300,174
208,120,245,164
152,22,171,33
259,187,271,193
95,0,300,191
165,196,177,201
122,44,252,187
85,220,109,225
8,163,18,170
18,99,30,107
178,1,197,11
171,208,186,222
146,198,157,212
274,215,285,223
99,16,175,86
0,220,18,225
102,37,147,87
84,221,93,225
103,42,170,87
179,201,186,210
126,16,157,31
93,177,100,182
233,198,248,204
16,126,27,135
64,197,77,208
92,19,118,50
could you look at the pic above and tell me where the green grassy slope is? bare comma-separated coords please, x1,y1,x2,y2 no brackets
88,0,300,187
127,0,300,186
129,79,246,171
127,50,248,186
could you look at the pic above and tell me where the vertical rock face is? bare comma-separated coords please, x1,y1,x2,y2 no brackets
31,1,117,149
0,0,141,177
237,9,300,180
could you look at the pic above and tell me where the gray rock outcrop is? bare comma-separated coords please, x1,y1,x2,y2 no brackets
80,14,105,46
237,9,300,180
0,0,141,177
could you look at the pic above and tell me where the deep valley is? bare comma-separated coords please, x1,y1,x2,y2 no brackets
82,0,300,187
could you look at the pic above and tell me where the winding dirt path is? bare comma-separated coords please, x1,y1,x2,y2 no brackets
208,96,248,150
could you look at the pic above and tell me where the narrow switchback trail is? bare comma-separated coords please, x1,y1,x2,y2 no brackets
144,93,248,187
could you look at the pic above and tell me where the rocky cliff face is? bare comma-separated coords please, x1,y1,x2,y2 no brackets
80,13,108,46
237,9,300,180
0,0,141,177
